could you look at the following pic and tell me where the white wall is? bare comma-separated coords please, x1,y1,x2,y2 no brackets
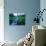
0,0,4,42
40,0,46,27
4,0,40,42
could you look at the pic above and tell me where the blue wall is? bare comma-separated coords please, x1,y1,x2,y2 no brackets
4,0,40,42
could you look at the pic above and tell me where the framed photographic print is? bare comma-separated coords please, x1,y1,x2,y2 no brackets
9,13,26,25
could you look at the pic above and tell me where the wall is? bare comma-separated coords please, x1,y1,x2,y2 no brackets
40,0,46,27
4,0,40,42
0,0,4,42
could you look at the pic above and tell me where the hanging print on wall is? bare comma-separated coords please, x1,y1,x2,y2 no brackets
9,13,26,25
